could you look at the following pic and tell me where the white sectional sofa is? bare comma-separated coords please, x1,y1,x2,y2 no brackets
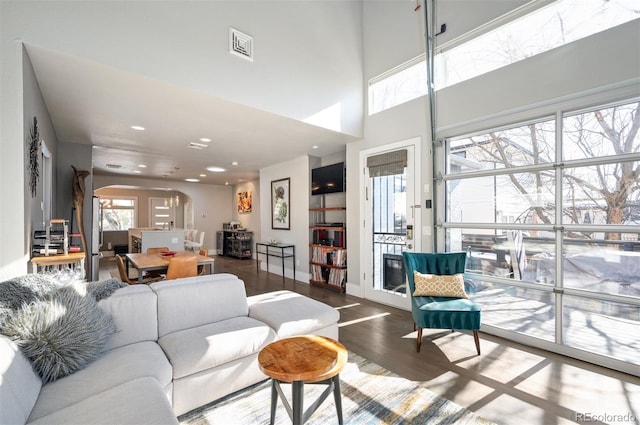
0,273,340,425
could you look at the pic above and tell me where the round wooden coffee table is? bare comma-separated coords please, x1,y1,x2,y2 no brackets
258,335,347,425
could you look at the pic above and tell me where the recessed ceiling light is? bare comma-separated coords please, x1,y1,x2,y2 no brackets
312,145,319,149
225,181,229,186
200,138,211,142
131,125,145,131
185,178,200,183
231,161,239,166
199,174,207,177
206,166,226,173
134,170,142,174
138,164,147,168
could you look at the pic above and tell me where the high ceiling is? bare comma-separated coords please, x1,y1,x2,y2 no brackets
26,44,358,186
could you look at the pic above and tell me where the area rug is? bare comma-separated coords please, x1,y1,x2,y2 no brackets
178,352,495,425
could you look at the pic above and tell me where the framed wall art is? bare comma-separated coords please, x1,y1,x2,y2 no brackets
271,178,290,230
237,191,252,213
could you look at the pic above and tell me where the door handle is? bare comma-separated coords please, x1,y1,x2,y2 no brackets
406,243,413,249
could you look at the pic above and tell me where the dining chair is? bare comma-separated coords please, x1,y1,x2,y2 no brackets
185,231,205,251
147,247,169,254
165,255,198,280
197,248,209,275
402,251,482,355
144,247,170,279
115,255,163,285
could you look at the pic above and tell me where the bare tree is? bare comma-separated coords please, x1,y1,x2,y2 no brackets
457,102,640,241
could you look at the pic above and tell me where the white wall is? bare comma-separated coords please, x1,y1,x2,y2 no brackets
23,47,59,256
0,1,363,136
259,156,310,281
347,1,431,296
0,39,27,280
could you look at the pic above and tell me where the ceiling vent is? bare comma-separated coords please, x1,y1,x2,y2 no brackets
188,142,208,150
106,163,122,169
229,27,253,61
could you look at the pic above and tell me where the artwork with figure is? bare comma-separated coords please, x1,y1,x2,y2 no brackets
271,178,290,230
237,191,252,213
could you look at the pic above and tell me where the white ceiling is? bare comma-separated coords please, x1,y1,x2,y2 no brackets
26,44,358,186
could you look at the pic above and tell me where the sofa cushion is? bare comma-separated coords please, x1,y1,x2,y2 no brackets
171,354,267,416
159,316,276,379
152,274,249,338
98,284,158,351
0,335,42,425
28,377,178,425
28,341,172,422
248,290,340,338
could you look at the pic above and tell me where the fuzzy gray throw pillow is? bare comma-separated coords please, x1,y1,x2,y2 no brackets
0,274,58,331
1,284,116,383
86,278,127,302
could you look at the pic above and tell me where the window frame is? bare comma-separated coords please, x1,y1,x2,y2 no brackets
100,196,138,231
435,96,640,376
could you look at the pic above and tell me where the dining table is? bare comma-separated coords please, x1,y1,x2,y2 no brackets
125,250,215,283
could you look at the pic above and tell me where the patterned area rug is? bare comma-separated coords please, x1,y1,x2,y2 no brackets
178,352,495,425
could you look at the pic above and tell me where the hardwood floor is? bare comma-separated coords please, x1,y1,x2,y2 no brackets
103,255,640,424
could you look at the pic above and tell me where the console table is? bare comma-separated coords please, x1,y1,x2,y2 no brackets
255,242,295,285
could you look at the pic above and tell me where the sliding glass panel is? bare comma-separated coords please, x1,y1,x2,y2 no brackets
447,228,555,284
562,231,640,298
562,161,640,226
447,171,555,224
563,101,640,161
471,280,555,342
449,120,556,172
563,295,640,366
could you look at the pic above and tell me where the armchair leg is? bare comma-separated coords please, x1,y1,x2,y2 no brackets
473,331,481,355
416,327,423,352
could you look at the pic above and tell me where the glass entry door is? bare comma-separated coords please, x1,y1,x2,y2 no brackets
362,139,420,310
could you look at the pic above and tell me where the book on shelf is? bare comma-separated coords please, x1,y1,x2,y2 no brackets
311,246,346,266
328,268,347,287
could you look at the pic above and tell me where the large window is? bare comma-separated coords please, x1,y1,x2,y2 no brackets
440,99,640,374
100,197,137,231
368,55,427,115
436,0,638,90
368,0,638,114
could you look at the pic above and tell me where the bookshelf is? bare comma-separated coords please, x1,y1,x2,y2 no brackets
309,207,346,293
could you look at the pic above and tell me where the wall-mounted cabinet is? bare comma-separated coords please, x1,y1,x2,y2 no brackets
309,207,346,293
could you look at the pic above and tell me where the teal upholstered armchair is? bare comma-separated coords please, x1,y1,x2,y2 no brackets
402,252,482,355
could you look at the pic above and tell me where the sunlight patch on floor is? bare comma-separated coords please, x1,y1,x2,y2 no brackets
335,303,361,310
339,312,390,327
